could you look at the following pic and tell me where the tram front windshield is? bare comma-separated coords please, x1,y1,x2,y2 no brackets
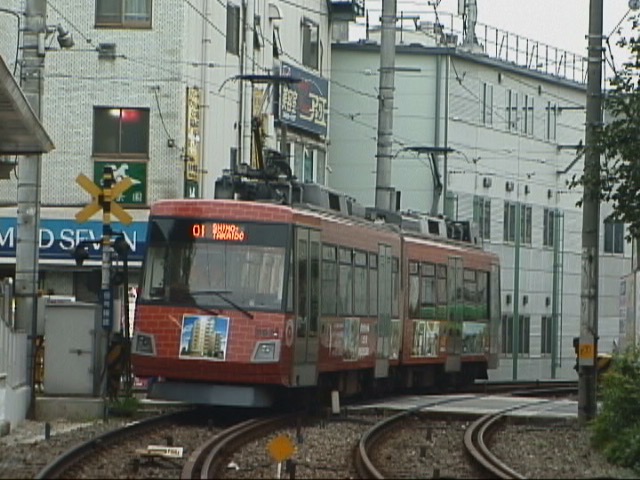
140,218,289,311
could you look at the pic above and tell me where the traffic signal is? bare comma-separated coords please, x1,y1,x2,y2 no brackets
72,243,90,266
573,336,580,372
113,235,130,259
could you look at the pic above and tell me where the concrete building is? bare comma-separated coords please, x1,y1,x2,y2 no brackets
0,0,360,301
328,11,631,380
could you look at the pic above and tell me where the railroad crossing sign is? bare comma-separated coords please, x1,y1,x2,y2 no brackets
75,173,134,225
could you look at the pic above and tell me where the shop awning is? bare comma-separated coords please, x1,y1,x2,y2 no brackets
0,55,54,155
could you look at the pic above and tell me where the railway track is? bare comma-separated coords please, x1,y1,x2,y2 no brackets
180,414,297,479
354,395,564,479
32,384,595,479
35,409,195,479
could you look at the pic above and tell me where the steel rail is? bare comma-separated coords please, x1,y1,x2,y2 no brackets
181,413,297,479
354,396,480,479
464,412,527,480
35,409,193,479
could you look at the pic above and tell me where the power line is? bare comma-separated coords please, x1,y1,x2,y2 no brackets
47,0,94,45
153,87,174,143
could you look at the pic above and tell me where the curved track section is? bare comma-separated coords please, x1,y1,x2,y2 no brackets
181,413,298,479
35,409,193,479
464,412,527,480
354,396,478,479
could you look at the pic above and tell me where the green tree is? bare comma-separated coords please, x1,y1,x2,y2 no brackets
590,347,640,472
570,17,640,237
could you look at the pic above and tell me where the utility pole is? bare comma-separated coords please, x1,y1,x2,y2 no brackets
551,209,561,379
578,0,603,423
512,201,520,380
16,0,46,420
374,0,396,211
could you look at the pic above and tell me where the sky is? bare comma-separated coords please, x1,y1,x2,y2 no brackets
357,0,636,73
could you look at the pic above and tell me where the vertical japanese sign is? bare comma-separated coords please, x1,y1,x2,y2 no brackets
184,87,201,198
278,63,328,137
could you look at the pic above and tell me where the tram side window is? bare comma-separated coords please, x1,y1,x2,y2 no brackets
369,253,378,316
338,247,353,315
287,247,294,311
297,238,308,330
408,261,420,318
145,247,167,298
420,263,436,319
463,269,477,320
354,250,368,316
321,245,337,315
436,265,447,318
309,239,320,336
392,257,399,317
477,271,489,320
322,245,338,315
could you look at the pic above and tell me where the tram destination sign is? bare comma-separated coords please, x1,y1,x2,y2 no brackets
191,222,246,242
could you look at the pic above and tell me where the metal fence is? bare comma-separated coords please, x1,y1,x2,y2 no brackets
369,10,589,84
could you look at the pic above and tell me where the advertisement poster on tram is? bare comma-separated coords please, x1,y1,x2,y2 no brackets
179,314,229,360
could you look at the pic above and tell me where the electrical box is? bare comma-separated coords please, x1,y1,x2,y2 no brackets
43,302,106,396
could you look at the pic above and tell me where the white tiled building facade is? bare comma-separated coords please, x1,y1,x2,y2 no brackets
328,19,631,380
0,0,347,298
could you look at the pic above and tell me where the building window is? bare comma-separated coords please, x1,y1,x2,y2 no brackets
253,15,264,50
523,94,534,135
503,202,531,244
95,0,152,28
93,107,150,156
506,90,518,131
541,315,553,355
302,19,319,70
226,3,241,55
501,314,530,355
473,196,491,240
545,102,557,141
273,26,282,58
543,208,556,247
482,82,493,126
604,220,624,254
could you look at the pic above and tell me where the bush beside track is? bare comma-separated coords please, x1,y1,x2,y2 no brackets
591,346,640,473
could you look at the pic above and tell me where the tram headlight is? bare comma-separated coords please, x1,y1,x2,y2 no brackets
133,333,156,356
252,340,280,362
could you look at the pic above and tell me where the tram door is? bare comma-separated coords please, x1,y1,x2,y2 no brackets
292,227,320,386
446,255,463,372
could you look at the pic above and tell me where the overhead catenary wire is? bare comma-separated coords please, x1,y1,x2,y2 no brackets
40,0,588,192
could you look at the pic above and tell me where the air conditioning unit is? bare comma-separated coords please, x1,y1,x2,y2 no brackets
505,181,514,192
97,43,117,60
482,177,492,188
547,189,554,199
524,185,530,195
